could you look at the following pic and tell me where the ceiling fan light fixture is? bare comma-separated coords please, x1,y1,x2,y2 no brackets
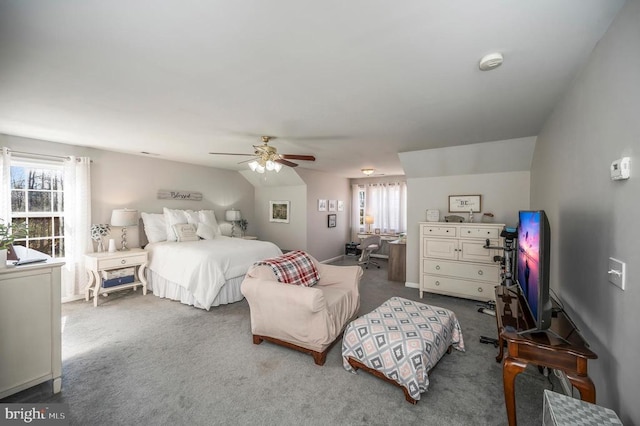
274,162,283,172
361,168,375,176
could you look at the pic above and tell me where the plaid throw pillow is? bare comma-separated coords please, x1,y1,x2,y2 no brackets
256,250,320,287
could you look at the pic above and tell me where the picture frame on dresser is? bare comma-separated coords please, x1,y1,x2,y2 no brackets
448,195,482,213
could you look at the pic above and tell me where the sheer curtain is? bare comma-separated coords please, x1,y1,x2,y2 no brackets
0,148,11,226
62,156,92,300
365,182,407,234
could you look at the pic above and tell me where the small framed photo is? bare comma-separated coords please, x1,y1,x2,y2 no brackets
448,195,482,213
328,199,337,212
318,199,327,211
374,228,381,235
270,200,290,223
327,214,337,228
337,200,344,212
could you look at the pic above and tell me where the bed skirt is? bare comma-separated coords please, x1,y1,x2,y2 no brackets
147,270,245,310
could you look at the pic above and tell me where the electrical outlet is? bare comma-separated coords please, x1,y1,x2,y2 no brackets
608,257,625,290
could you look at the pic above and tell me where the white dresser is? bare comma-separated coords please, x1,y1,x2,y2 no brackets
419,222,504,302
0,261,63,399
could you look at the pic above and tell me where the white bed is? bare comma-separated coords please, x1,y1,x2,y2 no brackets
144,237,282,310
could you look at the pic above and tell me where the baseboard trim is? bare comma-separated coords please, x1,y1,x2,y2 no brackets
404,281,419,289
322,255,345,264
62,294,85,304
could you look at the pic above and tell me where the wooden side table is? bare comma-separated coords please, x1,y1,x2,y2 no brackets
85,248,148,307
495,286,597,426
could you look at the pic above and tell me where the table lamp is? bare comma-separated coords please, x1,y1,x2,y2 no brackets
225,209,242,237
110,208,138,251
365,215,374,233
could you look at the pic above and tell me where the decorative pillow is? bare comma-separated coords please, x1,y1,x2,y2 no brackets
163,208,191,241
172,223,199,242
255,250,320,287
196,222,217,240
198,210,221,236
218,222,233,237
141,212,167,243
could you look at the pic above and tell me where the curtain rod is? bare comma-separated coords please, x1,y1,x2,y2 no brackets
7,149,90,162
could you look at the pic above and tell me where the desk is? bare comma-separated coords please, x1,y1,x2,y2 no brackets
495,286,597,426
388,240,406,282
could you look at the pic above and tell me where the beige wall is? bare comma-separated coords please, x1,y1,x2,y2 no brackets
296,168,351,262
1,134,256,249
405,171,530,286
253,185,307,252
529,1,639,422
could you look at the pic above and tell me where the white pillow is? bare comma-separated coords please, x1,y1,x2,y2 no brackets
141,212,167,243
163,208,191,241
196,222,217,240
198,210,221,236
218,222,233,237
172,223,199,242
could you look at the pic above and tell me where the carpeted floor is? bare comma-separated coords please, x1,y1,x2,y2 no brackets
2,256,559,425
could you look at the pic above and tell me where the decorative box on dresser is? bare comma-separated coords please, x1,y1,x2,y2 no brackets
419,222,504,302
0,261,64,399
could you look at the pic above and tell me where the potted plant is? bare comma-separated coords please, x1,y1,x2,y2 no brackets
239,219,248,237
0,219,28,268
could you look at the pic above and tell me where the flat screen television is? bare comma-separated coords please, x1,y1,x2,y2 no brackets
516,210,553,331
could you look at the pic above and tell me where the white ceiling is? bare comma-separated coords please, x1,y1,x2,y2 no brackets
0,1,625,178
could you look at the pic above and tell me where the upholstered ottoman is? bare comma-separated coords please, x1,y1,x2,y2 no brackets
341,297,465,403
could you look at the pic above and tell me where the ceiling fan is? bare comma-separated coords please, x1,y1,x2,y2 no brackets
209,136,316,172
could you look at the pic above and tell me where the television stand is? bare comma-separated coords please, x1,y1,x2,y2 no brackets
494,286,598,426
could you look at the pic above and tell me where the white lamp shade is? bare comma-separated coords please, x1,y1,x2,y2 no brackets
225,209,241,221
110,209,138,227
365,215,374,225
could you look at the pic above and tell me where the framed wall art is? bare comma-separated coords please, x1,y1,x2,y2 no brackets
269,200,290,223
337,200,344,212
448,195,482,213
318,199,327,211
328,199,337,212
327,214,336,228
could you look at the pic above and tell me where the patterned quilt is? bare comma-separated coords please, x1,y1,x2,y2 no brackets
341,297,465,401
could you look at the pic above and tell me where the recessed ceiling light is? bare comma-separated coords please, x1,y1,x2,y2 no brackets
361,168,375,176
479,52,503,71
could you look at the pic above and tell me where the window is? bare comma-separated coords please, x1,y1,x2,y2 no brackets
354,182,407,234
10,161,65,257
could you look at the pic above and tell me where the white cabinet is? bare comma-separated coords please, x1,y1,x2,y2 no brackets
419,222,504,302
0,262,63,399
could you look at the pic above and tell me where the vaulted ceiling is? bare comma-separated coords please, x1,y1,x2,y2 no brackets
0,1,625,177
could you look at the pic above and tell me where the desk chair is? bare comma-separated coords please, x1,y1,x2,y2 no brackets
358,235,381,269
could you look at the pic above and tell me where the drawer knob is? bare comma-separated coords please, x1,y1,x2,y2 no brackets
478,287,483,293
435,281,440,286
435,265,440,270
121,259,126,264
478,270,483,276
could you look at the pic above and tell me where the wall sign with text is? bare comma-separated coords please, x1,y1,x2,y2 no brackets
448,195,481,213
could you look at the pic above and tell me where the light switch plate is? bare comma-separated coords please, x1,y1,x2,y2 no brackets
608,257,625,290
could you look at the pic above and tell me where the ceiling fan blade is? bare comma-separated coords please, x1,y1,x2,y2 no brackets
276,158,299,168
209,152,254,156
280,154,316,161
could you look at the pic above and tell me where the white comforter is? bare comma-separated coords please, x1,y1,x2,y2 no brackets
145,237,282,309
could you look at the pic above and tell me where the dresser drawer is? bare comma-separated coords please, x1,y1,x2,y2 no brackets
422,225,457,238
423,259,499,283
99,254,147,269
422,275,495,301
459,226,500,239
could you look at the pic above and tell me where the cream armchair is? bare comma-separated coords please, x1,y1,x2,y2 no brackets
241,255,362,365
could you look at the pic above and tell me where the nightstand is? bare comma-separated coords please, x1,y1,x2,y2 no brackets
241,236,258,240
84,248,148,307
